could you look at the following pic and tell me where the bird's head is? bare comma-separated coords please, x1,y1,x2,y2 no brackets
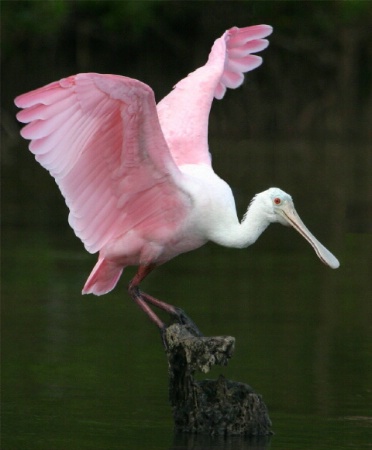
257,187,295,225
254,187,340,269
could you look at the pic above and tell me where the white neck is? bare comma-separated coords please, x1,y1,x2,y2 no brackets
210,196,271,249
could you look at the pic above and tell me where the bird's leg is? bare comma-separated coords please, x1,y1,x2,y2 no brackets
128,284,165,329
128,264,203,336
128,264,165,329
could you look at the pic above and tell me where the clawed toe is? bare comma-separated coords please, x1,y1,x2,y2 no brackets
172,307,203,337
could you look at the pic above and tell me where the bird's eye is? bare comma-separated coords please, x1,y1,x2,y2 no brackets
273,197,281,205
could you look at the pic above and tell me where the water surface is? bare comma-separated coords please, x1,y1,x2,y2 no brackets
2,140,371,449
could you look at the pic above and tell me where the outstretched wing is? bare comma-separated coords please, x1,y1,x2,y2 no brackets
15,73,191,254
157,25,273,166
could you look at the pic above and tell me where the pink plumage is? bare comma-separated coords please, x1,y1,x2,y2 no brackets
15,25,273,298
157,25,272,165
15,24,340,328
16,74,190,258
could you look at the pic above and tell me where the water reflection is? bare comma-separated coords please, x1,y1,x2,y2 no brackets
171,432,271,450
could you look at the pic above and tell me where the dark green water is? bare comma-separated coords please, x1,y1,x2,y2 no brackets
2,140,372,449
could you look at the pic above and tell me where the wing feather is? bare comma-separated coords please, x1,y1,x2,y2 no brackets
156,25,272,166
15,73,191,254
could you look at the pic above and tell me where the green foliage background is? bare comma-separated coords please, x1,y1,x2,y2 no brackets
2,0,372,138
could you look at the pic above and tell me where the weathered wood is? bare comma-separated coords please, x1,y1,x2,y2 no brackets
163,321,272,436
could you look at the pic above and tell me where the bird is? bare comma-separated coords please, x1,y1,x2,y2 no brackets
15,25,340,330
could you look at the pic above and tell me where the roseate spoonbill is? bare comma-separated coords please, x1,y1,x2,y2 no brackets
15,25,339,329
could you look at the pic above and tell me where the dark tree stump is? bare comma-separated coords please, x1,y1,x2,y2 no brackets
163,321,272,436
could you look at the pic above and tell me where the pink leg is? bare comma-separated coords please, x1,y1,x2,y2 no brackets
128,264,175,329
129,288,165,329
128,265,202,335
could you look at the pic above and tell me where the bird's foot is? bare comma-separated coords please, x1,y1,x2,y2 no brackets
171,307,203,337
128,282,203,337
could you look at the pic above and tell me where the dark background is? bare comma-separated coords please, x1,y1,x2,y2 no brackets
1,2,372,450
2,0,372,232
3,1,372,137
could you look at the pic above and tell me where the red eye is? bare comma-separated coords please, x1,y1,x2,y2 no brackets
274,197,281,205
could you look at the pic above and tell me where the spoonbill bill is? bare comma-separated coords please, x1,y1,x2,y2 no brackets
15,25,339,329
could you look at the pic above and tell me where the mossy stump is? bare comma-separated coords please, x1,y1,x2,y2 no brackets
163,321,272,436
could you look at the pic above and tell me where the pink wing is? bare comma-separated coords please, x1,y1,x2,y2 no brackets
157,25,273,166
15,73,191,254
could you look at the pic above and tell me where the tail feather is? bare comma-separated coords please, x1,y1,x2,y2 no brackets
82,257,123,296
